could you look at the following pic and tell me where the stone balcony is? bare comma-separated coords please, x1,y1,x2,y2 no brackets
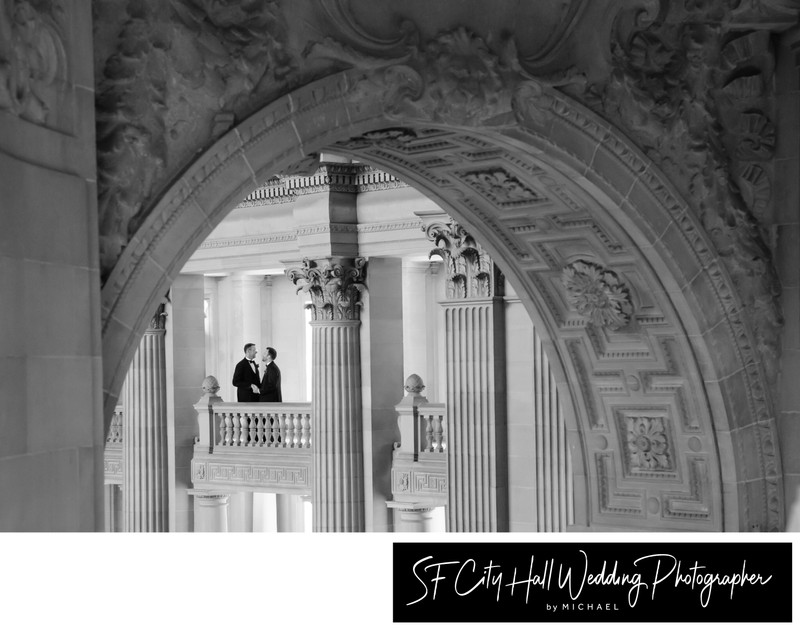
105,375,450,520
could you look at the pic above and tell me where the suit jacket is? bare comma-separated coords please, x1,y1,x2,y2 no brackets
232,357,261,402
259,361,282,402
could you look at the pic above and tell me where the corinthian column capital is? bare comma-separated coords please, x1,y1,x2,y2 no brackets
424,219,504,299
286,257,367,321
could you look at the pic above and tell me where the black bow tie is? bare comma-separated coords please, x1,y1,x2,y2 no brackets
249,360,256,365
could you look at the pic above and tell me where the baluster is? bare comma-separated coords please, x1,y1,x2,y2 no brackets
248,413,258,446
278,413,287,447
253,412,264,446
291,414,300,447
302,414,311,448
264,413,274,446
232,414,242,446
220,413,231,446
434,415,444,453
423,414,434,452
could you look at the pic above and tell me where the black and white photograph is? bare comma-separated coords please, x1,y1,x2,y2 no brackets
1,0,798,627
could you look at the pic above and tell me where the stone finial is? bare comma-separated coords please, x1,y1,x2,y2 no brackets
201,375,220,396
404,374,426,394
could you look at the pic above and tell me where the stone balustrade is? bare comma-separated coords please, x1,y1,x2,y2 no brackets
390,375,448,509
214,404,312,449
191,377,313,494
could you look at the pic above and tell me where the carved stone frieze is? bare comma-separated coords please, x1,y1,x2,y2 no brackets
286,257,367,321
94,0,296,279
562,260,633,330
571,1,793,380
0,0,67,126
459,168,548,207
423,219,504,299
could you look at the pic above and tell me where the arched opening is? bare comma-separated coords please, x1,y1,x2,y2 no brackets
101,70,781,532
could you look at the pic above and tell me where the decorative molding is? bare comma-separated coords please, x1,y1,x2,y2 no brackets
595,452,644,517
199,462,310,487
286,257,367,321
661,457,712,522
458,168,548,207
562,260,633,330
196,219,424,251
423,219,504,299
197,231,297,250
392,467,448,497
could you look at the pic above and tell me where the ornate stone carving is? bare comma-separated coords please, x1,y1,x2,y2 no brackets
0,0,67,125
95,0,296,278
286,257,367,321
459,168,548,206
148,302,168,330
623,416,671,472
571,2,792,380
562,260,633,330
424,220,504,299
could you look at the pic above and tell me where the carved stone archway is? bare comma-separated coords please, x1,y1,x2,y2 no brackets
99,62,781,531
97,0,798,531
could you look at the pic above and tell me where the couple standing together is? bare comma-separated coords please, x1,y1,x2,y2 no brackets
232,343,282,402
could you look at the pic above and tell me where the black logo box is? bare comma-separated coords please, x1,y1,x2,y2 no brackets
393,542,791,623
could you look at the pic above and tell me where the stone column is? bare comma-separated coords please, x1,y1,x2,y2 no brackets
388,503,443,532
424,218,508,532
287,257,367,532
190,491,230,532
123,303,170,532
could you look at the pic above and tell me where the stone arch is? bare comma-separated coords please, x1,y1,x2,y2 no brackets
101,69,782,532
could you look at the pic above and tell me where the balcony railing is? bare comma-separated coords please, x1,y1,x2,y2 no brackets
109,374,449,507
390,376,448,506
213,404,312,449
192,388,313,494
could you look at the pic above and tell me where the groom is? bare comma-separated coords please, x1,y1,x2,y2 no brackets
231,343,261,402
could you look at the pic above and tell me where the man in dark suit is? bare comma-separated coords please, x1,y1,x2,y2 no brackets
259,346,282,402
232,343,261,402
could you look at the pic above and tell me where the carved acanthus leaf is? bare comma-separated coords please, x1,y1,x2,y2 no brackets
425,220,504,300
286,257,367,321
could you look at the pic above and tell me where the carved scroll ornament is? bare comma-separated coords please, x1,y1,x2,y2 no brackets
286,257,367,321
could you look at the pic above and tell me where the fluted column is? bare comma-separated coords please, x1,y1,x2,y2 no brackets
288,257,367,532
424,218,508,532
123,303,169,532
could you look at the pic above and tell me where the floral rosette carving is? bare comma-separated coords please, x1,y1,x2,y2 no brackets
625,416,670,471
562,260,633,330
287,257,367,321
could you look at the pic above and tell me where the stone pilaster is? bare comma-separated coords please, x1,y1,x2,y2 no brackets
123,303,170,532
287,257,367,531
424,218,508,532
